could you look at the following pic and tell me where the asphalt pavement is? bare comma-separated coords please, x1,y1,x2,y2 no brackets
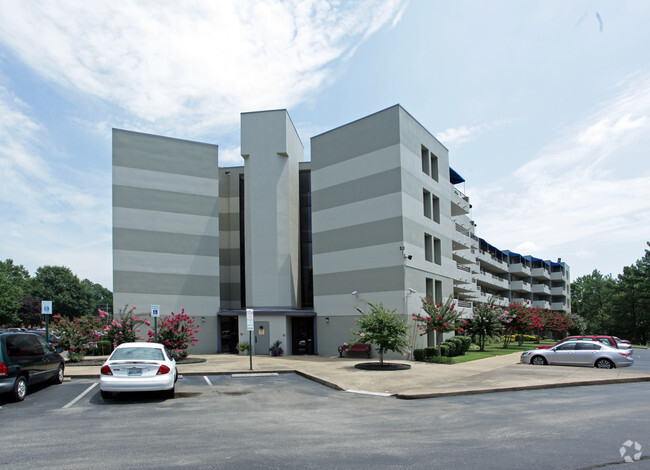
64,348,650,399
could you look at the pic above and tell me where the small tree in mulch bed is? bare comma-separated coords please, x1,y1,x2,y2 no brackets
350,302,409,366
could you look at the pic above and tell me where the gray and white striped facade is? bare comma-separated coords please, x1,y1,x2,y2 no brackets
112,105,569,356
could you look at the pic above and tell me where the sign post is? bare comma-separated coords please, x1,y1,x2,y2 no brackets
246,308,254,370
151,305,160,343
41,301,53,343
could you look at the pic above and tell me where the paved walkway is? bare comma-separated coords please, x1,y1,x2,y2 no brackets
64,352,650,399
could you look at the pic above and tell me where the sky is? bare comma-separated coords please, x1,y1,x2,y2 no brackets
0,0,649,290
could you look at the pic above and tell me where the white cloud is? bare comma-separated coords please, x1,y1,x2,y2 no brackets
0,85,112,286
436,119,514,147
0,0,406,137
471,72,650,276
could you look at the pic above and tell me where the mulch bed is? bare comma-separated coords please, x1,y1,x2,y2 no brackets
354,362,411,371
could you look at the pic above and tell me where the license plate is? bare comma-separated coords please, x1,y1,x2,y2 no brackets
128,368,142,376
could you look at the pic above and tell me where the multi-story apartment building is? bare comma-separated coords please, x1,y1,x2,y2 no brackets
112,105,570,356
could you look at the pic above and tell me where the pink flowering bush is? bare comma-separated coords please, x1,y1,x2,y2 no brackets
146,308,199,359
412,296,462,356
103,305,144,348
52,314,102,362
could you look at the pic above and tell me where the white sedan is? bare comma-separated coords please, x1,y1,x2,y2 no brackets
99,342,177,399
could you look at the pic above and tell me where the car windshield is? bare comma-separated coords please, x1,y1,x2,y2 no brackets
110,347,164,361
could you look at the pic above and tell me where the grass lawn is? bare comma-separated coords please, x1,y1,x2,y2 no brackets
451,340,557,364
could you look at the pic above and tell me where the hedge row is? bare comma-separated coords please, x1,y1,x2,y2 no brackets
413,335,472,361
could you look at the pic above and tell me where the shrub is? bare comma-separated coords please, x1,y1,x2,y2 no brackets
52,314,102,361
424,347,438,358
439,343,450,357
443,340,457,357
448,337,464,355
104,305,145,348
413,349,426,361
96,340,112,355
147,308,199,359
456,335,472,354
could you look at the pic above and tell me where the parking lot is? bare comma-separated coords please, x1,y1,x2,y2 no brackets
1,370,649,469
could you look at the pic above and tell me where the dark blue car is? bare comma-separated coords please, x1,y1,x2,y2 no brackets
0,332,65,401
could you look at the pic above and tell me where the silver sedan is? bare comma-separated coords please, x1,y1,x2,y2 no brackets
521,340,633,369
99,342,178,399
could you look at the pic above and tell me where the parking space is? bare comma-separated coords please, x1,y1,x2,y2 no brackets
0,371,339,415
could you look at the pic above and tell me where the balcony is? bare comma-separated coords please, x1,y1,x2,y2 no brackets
509,263,531,276
476,250,508,273
451,188,470,216
533,300,551,310
551,286,565,296
551,301,568,311
477,270,509,290
454,299,473,318
510,279,532,293
531,284,551,295
531,267,551,280
452,224,471,250
551,270,566,281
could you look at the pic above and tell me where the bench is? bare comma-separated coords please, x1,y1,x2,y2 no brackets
338,343,371,358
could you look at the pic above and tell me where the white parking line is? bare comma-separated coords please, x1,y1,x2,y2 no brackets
231,373,279,378
203,376,213,386
63,383,98,409
346,389,393,397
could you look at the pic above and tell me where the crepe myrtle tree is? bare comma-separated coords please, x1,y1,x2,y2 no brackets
350,302,409,365
412,296,463,357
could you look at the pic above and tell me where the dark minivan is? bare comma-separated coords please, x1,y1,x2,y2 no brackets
0,332,65,401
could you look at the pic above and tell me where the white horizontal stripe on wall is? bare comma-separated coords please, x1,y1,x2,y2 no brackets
311,193,402,233
113,207,219,236
113,293,219,318
310,144,401,192
314,290,407,317
114,250,219,277
313,243,403,276
113,166,219,197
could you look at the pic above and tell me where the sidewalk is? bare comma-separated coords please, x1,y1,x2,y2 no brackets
64,352,650,399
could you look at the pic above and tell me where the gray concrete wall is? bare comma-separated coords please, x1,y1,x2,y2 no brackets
112,129,220,353
241,110,303,309
311,105,457,356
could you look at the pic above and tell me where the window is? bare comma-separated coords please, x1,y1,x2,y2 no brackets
426,278,433,301
433,237,441,265
430,153,439,182
435,280,442,305
432,194,440,223
423,190,432,219
424,233,433,262
421,146,430,175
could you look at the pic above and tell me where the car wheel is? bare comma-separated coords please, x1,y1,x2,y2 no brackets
174,371,178,383
595,358,615,369
12,376,27,402
100,390,113,399
165,387,175,399
52,364,64,384
531,356,547,366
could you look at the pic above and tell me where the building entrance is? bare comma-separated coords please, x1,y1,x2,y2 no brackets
291,317,314,355
219,316,239,353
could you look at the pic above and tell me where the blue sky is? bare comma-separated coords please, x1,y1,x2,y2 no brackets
0,0,649,290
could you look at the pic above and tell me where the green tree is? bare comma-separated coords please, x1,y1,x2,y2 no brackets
81,279,113,316
351,302,410,365
465,299,502,351
30,266,94,318
571,270,616,333
0,259,31,326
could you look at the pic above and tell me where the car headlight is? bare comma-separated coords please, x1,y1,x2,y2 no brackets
521,351,531,356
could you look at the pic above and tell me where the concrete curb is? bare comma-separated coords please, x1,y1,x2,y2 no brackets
66,369,650,399
394,376,650,400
